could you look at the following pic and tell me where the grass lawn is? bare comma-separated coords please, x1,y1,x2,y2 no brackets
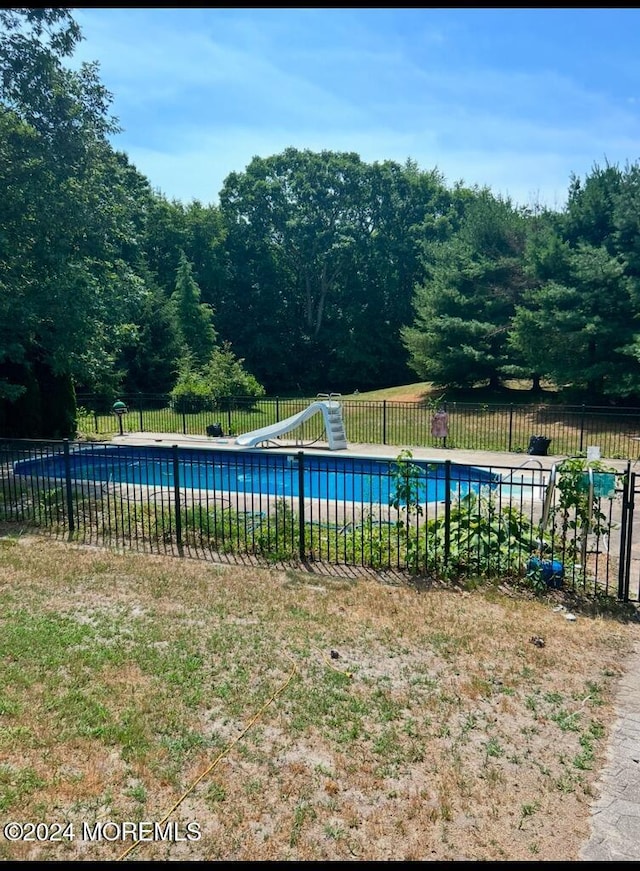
1,530,639,861
79,379,639,459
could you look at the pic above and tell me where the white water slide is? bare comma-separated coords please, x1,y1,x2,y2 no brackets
235,398,347,450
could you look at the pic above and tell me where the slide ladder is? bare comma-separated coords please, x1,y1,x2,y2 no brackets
319,393,347,451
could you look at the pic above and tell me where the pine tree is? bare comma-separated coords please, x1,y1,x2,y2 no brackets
171,251,217,367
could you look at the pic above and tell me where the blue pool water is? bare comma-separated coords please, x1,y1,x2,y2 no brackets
13,446,499,505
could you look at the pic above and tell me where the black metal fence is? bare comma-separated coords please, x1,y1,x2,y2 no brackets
76,394,640,460
1,438,632,601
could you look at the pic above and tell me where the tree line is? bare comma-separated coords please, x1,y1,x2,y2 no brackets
2,9,640,438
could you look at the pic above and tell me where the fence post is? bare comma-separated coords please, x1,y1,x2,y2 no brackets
138,393,143,432
618,464,633,602
444,460,451,565
297,450,306,560
276,397,280,423
508,405,514,452
383,400,387,445
579,404,586,453
172,444,182,550
63,439,75,535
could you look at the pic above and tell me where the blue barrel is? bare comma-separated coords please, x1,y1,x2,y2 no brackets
526,556,564,589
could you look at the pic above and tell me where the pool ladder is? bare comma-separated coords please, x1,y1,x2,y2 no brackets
499,457,546,501
540,464,615,561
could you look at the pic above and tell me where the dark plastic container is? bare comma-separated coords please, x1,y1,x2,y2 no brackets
527,435,551,456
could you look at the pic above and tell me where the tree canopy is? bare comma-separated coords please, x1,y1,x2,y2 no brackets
0,8,147,434
3,8,640,438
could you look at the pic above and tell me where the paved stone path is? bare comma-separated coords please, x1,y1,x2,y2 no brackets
580,640,640,861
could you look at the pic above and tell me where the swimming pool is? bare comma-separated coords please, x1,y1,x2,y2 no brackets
13,445,499,505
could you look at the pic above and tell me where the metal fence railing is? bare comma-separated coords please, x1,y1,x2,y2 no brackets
74,394,640,461
1,438,629,600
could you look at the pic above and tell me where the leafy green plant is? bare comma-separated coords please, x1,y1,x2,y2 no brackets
169,353,213,414
544,457,621,564
351,512,389,570
389,450,425,573
425,488,538,581
206,341,266,411
524,560,555,595
254,498,298,561
389,450,424,520
423,392,447,413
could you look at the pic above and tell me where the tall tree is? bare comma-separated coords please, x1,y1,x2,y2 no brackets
181,200,229,311
563,162,624,251
509,163,640,399
402,190,530,389
219,148,366,391
171,251,217,367
219,149,450,393
120,283,181,395
509,243,631,397
0,8,146,435
326,159,452,389
220,148,362,389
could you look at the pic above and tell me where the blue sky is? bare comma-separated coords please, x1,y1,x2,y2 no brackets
71,7,640,211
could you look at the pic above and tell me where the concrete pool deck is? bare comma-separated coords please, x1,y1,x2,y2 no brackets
111,430,633,476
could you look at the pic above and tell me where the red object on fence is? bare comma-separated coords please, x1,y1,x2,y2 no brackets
431,409,449,439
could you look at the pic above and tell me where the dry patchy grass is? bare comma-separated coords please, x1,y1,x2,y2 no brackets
342,379,560,405
0,532,639,861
